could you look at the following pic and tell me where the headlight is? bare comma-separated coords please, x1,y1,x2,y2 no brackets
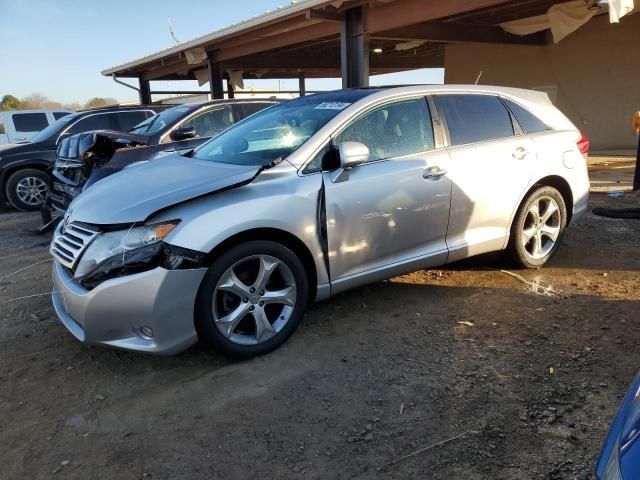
74,221,179,279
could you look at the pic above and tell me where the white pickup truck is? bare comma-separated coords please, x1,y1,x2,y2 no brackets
0,110,72,145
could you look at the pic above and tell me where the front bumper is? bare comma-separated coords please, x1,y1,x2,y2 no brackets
51,261,207,355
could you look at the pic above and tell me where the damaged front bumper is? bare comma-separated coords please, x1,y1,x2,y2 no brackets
52,260,207,355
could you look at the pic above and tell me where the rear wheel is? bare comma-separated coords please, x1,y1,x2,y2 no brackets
5,168,50,211
507,186,567,268
195,241,309,359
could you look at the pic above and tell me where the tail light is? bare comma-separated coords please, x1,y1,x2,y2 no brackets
577,131,590,155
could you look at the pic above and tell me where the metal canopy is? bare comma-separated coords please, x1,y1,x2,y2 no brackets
102,0,563,103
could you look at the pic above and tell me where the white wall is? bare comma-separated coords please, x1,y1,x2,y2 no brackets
444,13,640,150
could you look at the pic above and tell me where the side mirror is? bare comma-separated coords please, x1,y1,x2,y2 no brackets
339,141,369,169
170,127,197,141
331,142,369,183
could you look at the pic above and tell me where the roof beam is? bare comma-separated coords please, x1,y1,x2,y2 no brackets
372,22,548,45
365,0,510,33
216,22,341,61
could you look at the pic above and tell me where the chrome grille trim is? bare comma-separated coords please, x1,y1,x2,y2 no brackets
50,221,100,269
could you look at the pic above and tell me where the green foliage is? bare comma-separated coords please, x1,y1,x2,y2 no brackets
0,95,23,111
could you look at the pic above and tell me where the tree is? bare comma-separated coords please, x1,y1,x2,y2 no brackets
0,95,23,111
21,93,63,109
84,97,118,109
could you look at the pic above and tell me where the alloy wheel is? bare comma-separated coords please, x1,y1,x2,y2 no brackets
16,176,48,206
212,254,297,346
521,196,561,260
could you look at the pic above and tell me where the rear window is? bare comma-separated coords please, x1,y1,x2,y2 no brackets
434,94,514,146
12,113,49,132
54,112,71,120
502,99,549,134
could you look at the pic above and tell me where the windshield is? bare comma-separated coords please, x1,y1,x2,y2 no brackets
129,105,192,134
29,114,78,143
192,100,351,166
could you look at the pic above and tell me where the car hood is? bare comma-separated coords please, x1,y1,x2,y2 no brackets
67,154,261,225
0,140,49,156
0,143,22,151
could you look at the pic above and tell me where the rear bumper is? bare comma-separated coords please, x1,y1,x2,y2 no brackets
51,261,207,355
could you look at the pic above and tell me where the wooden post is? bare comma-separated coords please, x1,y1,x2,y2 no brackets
208,52,224,100
298,72,306,97
138,76,151,105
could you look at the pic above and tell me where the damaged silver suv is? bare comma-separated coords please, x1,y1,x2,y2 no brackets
50,86,590,358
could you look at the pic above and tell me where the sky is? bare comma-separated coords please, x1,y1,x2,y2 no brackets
0,0,443,105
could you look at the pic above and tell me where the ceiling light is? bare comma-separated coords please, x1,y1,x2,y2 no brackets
373,48,383,54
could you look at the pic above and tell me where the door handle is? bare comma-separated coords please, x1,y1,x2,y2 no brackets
512,147,529,160
423,166,447,180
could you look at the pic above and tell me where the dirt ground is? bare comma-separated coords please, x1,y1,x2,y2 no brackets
1,163,639,480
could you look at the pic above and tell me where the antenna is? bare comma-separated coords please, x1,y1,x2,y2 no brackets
474,70,483,85
168,17,181,44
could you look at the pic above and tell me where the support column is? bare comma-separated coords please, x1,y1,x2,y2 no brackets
340,6,369,89
226,80,235,99
208,52,224,99
138,76,151,105
298,72,306,97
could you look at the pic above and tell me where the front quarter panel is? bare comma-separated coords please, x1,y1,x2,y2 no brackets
151,162,329,286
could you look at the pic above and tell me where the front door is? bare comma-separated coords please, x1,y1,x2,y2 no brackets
322,97,452,293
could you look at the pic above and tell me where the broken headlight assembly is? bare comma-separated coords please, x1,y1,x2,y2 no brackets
74,221,180,283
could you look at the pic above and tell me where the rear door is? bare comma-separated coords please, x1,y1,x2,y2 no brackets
322,96,451,291
433,93,536,262
11,112,49,142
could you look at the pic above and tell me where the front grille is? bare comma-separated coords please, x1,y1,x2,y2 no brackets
51,222,100,269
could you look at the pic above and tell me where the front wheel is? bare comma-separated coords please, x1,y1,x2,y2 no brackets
507,186,567,268
5,168,50,211
195,241,309,359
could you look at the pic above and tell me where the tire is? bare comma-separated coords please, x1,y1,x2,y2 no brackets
195,240,309,360
507,186,567,269
5,168,50,212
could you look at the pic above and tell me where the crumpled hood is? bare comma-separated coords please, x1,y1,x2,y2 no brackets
68,154,260,225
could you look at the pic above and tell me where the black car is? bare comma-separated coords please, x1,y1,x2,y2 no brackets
43,99,280,229
0,105,163,211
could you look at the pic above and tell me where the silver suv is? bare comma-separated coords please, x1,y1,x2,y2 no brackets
50,86,590,358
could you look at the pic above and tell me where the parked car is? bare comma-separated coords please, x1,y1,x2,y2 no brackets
0,109,72,145
49,85,590,358
596,372,640,480
0,105,164,211
42,99,281,229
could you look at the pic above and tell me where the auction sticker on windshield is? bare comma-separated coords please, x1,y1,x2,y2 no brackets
314,102,351,110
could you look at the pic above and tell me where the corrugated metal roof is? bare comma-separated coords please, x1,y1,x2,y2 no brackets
101,0,339,76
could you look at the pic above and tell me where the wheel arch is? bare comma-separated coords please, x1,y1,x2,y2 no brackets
204,227,318,302
526,175,574,224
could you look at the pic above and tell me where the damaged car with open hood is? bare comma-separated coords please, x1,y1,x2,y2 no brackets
50,86,590,359
42,99,280,230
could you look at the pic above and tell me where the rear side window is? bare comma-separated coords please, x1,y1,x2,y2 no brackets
335,97,434,162
112,111,151,131
502,99,549,134
12,113,49,132
54,112,71,120
67,113,112,134
242,102,275,117
179,106,234,138
435,94,514,146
